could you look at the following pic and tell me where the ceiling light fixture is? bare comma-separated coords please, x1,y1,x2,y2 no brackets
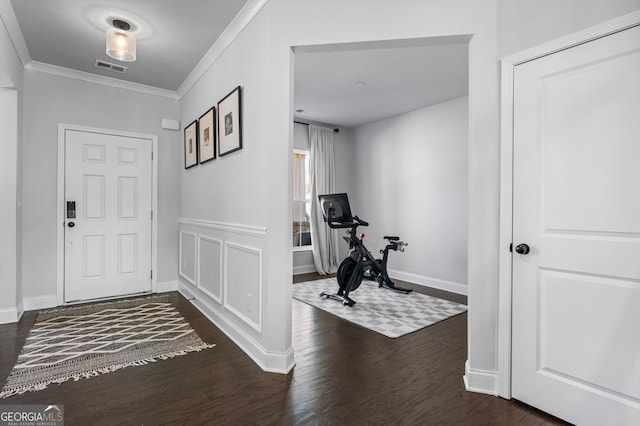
106,19,136,62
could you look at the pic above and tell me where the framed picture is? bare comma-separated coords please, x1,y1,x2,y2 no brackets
198,107,216,164
217,86,242,156
184,120,198,169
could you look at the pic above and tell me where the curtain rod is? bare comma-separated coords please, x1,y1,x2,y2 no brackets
294,120,339,133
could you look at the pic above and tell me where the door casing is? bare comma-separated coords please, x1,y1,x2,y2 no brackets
497,11,640,399
56,123,159,305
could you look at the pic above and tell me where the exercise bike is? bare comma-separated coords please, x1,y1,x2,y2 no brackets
318,193,413,306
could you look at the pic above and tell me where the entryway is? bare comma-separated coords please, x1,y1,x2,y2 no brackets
58,125,157,303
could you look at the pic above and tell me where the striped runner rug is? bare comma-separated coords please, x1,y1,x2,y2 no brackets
0,295,215,399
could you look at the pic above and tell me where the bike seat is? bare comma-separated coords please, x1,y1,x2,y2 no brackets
384,236,400,241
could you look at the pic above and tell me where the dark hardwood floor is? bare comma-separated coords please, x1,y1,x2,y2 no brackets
0,275,567,425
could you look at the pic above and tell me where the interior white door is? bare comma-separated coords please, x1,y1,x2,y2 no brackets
64,129,152,302
512,25,640,426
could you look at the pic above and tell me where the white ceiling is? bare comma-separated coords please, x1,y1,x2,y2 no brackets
294,37,470,128
9,0,250,91
6,2,469,127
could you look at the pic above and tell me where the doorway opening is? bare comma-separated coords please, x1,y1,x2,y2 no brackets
291,36,471,295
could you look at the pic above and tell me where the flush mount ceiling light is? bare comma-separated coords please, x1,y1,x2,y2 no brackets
106,19,136,62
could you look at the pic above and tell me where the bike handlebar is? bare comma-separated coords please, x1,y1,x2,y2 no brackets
353,215,369,227
326,215,369,229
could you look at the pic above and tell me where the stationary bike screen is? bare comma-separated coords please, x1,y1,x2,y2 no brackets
319,193,354,227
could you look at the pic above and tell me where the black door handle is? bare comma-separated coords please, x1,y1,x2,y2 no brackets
67,221,75,228
515,243,530,255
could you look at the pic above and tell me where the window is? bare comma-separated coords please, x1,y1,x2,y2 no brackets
293,150,312,248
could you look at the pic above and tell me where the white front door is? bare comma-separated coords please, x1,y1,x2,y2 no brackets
64,129,152,302
511,25,640,425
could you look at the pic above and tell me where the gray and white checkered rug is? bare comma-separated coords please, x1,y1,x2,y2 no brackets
293,278,467,338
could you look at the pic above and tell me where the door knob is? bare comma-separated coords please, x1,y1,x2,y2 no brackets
67,221,75,228
515,243,530,255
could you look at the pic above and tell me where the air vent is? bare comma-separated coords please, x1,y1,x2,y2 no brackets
93,59,128,74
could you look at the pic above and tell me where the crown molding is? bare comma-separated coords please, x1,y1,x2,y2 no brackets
505,10,640,66
3,0,269,99
177,0,270,98
0,0,31,66
25,61,179,99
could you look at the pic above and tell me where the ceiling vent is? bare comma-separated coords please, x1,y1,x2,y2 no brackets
93,59,128,73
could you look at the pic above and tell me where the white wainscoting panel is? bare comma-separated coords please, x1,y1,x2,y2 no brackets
178,218,266,238
176,218,292,373
179,231,197,286
224,242,263,333
197,236,223,303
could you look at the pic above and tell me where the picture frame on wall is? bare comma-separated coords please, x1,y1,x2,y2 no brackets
198,107,216,164
184,119,198,169
217,86,242,156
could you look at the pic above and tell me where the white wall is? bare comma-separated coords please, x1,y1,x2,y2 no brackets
267,0,499,381
178,9,293,371
292,121,352,274
0,7,23,323
21,70,181,305
350,97,468,294
0,5,23,87
498,0,640,57
0,88,19,322
292,122,308,150
175,0,498,375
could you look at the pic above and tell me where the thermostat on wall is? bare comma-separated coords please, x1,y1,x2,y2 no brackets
161,118,180,130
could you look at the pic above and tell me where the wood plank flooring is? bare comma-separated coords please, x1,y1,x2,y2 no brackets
0,276,567,425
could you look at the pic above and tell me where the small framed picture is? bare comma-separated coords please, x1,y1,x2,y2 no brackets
184,120,198,169
218,86,242,156
198,107,216,164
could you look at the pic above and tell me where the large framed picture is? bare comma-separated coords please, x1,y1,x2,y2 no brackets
198,107,216,164
184,120,198,169
217,86,242,156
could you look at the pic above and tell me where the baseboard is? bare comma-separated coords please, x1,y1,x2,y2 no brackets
16,299,24,321
178,281,295,374
389,269,467,296
293,264,316,275
463,359,499,396
16,286,179,314
23,295,57,311
156,280,179,293
0,308,18,324
0,302,23,324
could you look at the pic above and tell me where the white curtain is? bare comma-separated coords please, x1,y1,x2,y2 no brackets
292,153,307,222
309,125,340,274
